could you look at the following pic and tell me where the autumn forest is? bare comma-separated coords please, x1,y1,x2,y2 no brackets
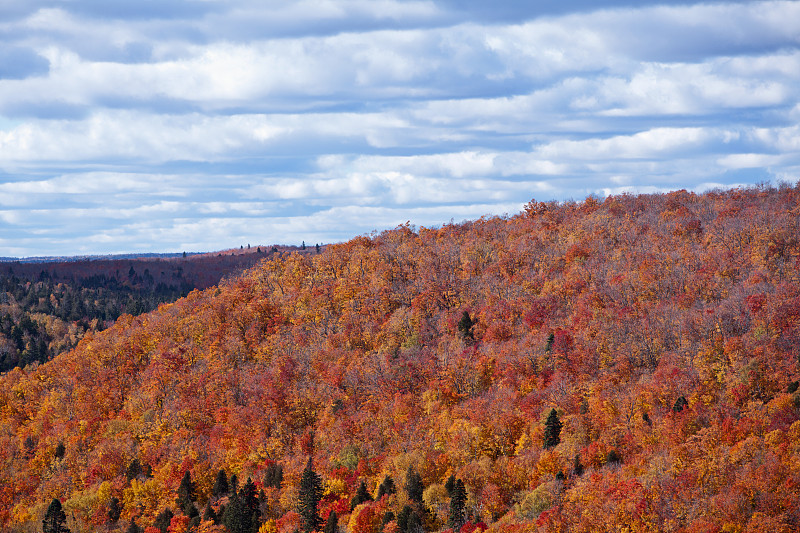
1,185,800,532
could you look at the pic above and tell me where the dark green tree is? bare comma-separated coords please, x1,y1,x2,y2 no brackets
457,311,475,341
54,442,65,460
573,454,584,477
545,332,555,353
323,511,338,533
543,409,562,449
444,475,456,496
177,471,197,515
42,499,70,533
672,396,688,413
405,467,423,505
264,463,283,489
223,493,250,533
212,468,229,497
203,502,218,525
126,517,143,533
108,497,122,522
126,459,142,481
240,477,261,530
351,480,373,510
153,508,173,533
298,458,323,532
397,505,421,533
377,475,396,499
447,479,466,531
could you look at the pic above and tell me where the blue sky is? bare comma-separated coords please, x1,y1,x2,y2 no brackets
1,0,798,257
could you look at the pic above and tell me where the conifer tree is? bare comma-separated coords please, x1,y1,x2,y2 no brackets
351,480,373,510
223,493,250,533
543,409,562,449
203,502,218,525
108,497,122,522
240,477,261,529
42,499,70,533
264,463,283,489
126,517,142,533
377,475,396,499
177,471,197,515
298,458,323,532
444,475,456,496
153,508,174,533
457,311,475,341
212,468,229,497
405,467,424,505
448,479,466,531
323,511,338,533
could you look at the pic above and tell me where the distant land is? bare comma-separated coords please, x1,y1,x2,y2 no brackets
0,243,324,372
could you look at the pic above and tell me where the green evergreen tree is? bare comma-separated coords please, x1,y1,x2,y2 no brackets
54,442,65,460
376,475,396,499
405,467,424,505
126,459,142,481
264,463,283,489
223,493,250,533
42,498,70,533
153,508,173,533
323,511,338,533
397,505,421,533
125,517,142,533
240,477,261,531
108,497,122,522
448,479,466,531
457,311,475,341
203,502,218,525
351,480,373,510
298,458,323,532
444,475,455,496
177,471,197,515
543,409,562,449
212,468,229,497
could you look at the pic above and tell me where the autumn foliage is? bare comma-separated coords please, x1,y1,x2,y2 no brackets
1,185,800,532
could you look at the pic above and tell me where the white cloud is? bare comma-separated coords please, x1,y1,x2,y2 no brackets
2,0,800,256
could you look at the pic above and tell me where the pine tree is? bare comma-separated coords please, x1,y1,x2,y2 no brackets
126,517,142,533
223,493,250,533
203,502,218,525
298,458,323,532
153,508,174,533
126,459,143,481
323,511,338,533
448,479,466,531
543,409,562,449
108,497,122,522
240,477,261,530
376,475,396,499
212,468,229,497
457,311,475,341
351,480,373,510
397,505,421,533
405,467,424,505
444,475,456,496
264,463,283,489
42,499,70,533
177,471,197,515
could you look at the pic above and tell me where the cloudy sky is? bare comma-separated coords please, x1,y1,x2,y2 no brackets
1,0,799,257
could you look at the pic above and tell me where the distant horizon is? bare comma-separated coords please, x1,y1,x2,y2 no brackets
2,0,799,257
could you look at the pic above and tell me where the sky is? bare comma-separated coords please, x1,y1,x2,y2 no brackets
1,0,799,257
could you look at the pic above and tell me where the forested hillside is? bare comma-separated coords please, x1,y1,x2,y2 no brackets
0,246,305,372
1,186,799,533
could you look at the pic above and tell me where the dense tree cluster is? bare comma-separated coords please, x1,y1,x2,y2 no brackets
0,185,799,532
